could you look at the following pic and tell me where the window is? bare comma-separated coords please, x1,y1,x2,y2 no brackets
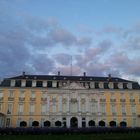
122,104,126,114
120,93,125,99
132,118,137,127
10,80,15,87
90,103,97,113
81,100,86,113
20,91,25,98
0,103,2,111
52,81,57,87
9,90,14,97
7,103,13,114
52,101,57,113
18,104,24,113
131,105,136,114
6,118,11,127
32,80,36,87
90,82,95,88
15,80,21,87
0,91,3,100
41,104,46,114
36,81,42,87
111,104,116,114
101,104,106,113
43,81,47,87
30,104,35,114
110,93,115,99
31,91,35,98
47,81,52,87
21,80,26,87
42,91,47,98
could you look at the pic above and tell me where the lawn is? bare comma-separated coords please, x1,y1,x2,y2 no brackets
1,133,140,140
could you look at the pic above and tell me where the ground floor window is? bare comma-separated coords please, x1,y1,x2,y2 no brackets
20,121,27,127
99,120,105,126
32,121,39,127
44,121,51,127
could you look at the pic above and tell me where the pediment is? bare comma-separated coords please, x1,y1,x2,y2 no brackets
62,82,86,89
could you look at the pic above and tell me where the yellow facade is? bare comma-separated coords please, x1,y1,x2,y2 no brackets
0,73,140,128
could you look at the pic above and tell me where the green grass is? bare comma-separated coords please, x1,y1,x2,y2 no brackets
1,133,140,140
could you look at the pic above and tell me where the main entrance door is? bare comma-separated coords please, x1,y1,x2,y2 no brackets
70,117,78,128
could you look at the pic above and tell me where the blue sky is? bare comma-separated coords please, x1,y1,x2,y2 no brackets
0,0,140,82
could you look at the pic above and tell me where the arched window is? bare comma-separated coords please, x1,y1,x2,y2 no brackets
99,120,105,126
20,121,27,127
120,121,127,127
44,121,51,127
55,121,62,127
109,121,116,127
88,120,95,126
32,121,39,127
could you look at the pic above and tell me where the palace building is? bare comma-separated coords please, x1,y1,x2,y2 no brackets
0,72,140,128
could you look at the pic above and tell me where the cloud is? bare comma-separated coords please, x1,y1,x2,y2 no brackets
53,53,72,65
53,65,81,76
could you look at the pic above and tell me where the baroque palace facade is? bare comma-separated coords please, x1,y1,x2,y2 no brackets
0,72,140,128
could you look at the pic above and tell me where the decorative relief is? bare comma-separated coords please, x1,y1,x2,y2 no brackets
70,98,77,103
90,98,96,102
81,98,86,104
62,98,67,104
51,98,57,103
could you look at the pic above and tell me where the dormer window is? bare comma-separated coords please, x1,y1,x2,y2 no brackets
108,82,114,89
90,82,95,89
99,82,104,89
21,80,26,87
118,83,123,89
32,80,36,87
10,80,15,87
127,83,132,89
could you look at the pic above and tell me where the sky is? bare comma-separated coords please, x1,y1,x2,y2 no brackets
0,0,140,82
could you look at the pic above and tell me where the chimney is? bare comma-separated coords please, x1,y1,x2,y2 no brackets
58,71,60,76
22,71,25,76
83,72,86,77
108,74,111,81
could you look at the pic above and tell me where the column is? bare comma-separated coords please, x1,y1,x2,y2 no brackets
86,117,89,127
86,97,89,112
59,95,62,113
47,96,50,114
78,97,81,112
67,96,70,113
67,117,70,128
78,116,82,128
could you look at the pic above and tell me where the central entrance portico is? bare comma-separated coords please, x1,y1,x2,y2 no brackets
70,117,78,128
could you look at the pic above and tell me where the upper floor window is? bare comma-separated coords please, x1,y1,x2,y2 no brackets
120,92,125,99
31,91,35,98
32,80,36,87
9,90,14,97
47,81,52,87
42,91,47,98
0,103,2,111
0,91,3,98
20,91,25,98
10,80,15,87
7,103,13,114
